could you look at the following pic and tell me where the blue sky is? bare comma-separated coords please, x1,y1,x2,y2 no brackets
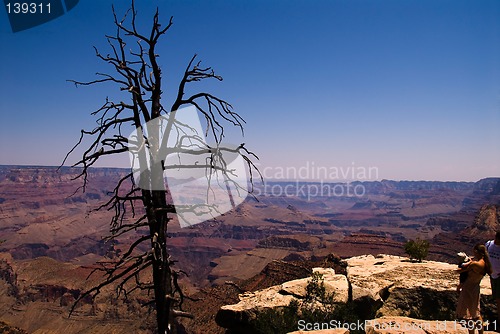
0,0,499,181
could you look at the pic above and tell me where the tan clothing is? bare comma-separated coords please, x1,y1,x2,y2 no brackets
456,262,485,319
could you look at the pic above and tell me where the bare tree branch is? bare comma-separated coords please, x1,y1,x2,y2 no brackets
61,2,261,333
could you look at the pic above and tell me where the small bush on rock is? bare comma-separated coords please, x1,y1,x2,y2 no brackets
404,238,430,262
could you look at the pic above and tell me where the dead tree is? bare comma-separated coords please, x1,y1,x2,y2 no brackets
61,2,260,333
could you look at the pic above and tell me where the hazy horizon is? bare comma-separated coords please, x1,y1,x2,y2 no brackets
1,163,498,183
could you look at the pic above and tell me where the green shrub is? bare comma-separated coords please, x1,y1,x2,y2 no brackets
253,300,300,334
305,272,328,303
404,238,430,262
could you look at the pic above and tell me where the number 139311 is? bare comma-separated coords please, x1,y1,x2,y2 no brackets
5,2,51,14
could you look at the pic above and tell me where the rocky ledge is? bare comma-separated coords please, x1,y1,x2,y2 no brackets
216,254,497,333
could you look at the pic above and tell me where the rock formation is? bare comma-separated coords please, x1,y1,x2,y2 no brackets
216,267,349,332
217,254,497,334
0,253,154,334
346,254,493,320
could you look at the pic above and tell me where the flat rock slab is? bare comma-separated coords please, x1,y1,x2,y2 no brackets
346,254,491,303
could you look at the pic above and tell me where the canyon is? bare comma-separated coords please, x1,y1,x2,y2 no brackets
0,165,499,333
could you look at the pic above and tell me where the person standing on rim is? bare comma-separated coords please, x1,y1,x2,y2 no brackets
456,244,492,334
486,231,500,329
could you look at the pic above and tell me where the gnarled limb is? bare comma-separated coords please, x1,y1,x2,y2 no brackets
61,2,261,333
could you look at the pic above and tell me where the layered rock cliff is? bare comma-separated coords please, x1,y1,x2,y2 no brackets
0,253,154,334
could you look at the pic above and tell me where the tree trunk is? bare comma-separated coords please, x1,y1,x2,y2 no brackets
145,157,175,334
146,191,174,334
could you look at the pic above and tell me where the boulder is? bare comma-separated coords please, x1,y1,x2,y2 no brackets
346,254,493,319
217,254,497,332
217,285,296,329
216,267,349,332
